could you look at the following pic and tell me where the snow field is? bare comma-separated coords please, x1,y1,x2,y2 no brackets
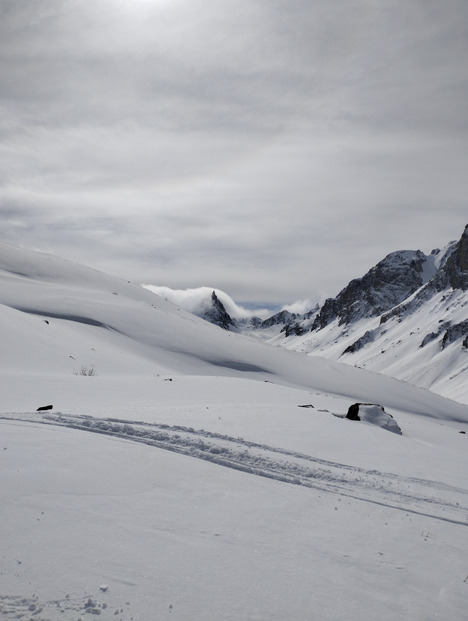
1,420,467,621
1,241,468,620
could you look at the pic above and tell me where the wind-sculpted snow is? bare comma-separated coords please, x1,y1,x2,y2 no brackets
3,412,467,528
14,308,113,329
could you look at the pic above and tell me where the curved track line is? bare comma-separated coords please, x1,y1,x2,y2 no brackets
2,412,468,526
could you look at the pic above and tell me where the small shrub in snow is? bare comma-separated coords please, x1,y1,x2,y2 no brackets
74,364,97,376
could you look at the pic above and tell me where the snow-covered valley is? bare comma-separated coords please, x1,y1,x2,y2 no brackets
1,241,468,620
156,225,468,406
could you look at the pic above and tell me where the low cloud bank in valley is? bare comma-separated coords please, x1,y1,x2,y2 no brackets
281,298,317,315
143,285,275,320
144,285,322,320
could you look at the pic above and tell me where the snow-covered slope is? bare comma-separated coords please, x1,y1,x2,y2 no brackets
1,241,468,621
145,226,468,405
269,225,468,404
3,240,465,417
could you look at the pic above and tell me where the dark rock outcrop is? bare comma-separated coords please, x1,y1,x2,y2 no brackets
380,225,468,325
433,224,468,292
441,320,468,349
281,322,306,337
345,403,402,434
418,320,468,350
343,329,380,355
346,402,362,420
261,310,297,329
203,291,237,330
310,250,430,332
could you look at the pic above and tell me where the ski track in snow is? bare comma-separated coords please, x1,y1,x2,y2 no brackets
2,412,468,528
0,591,132,621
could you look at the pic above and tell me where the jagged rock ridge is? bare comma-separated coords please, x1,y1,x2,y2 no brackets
190,225,468,402
203,291,237,330
311,249,434,330
272,224,468,403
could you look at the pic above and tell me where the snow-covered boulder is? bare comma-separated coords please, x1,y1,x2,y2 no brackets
346,403,402,435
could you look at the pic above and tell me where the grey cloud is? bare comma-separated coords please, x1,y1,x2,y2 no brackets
1,0,468,304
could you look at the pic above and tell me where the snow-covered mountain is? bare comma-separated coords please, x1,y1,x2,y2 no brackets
2,240,454,412
267,224,468,404
202,290,238,330
170,225,468,404
1,241,468,621
142,283,270,330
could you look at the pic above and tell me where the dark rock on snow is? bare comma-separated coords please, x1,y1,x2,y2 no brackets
345,403,402,435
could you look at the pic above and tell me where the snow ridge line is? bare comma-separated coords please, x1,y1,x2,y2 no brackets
3,412,468,526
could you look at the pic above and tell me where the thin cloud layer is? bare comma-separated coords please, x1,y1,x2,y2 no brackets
281,299,318,316
143,285,273,320
1,0,468,305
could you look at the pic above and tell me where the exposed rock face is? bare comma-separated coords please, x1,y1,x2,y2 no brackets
345,403,402,435
261,309,297,329
343,329,379,355
419,323,451,348
245,224,468,402
380,226,468,325
194,226,468,400
433,224,468,292
275,225,468,368
310,250,430,331
231,315,264,331
346,403,362,421
441,320,468,349
311,298,341,331
203,291,237,330
418,320,468,350
344,229,468,355
261,305,319,336
281,322,306,337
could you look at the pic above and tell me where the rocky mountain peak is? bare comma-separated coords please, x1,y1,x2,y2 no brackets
310,249,430,331
381,224,468,321
439,224,468,291
261,309,297,329
203,291,237,330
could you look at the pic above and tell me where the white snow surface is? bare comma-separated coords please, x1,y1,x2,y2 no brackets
1,241,468,621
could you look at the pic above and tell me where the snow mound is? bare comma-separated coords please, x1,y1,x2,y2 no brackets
346,403,402,435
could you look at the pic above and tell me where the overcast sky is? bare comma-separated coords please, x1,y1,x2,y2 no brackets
1,0,467,307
